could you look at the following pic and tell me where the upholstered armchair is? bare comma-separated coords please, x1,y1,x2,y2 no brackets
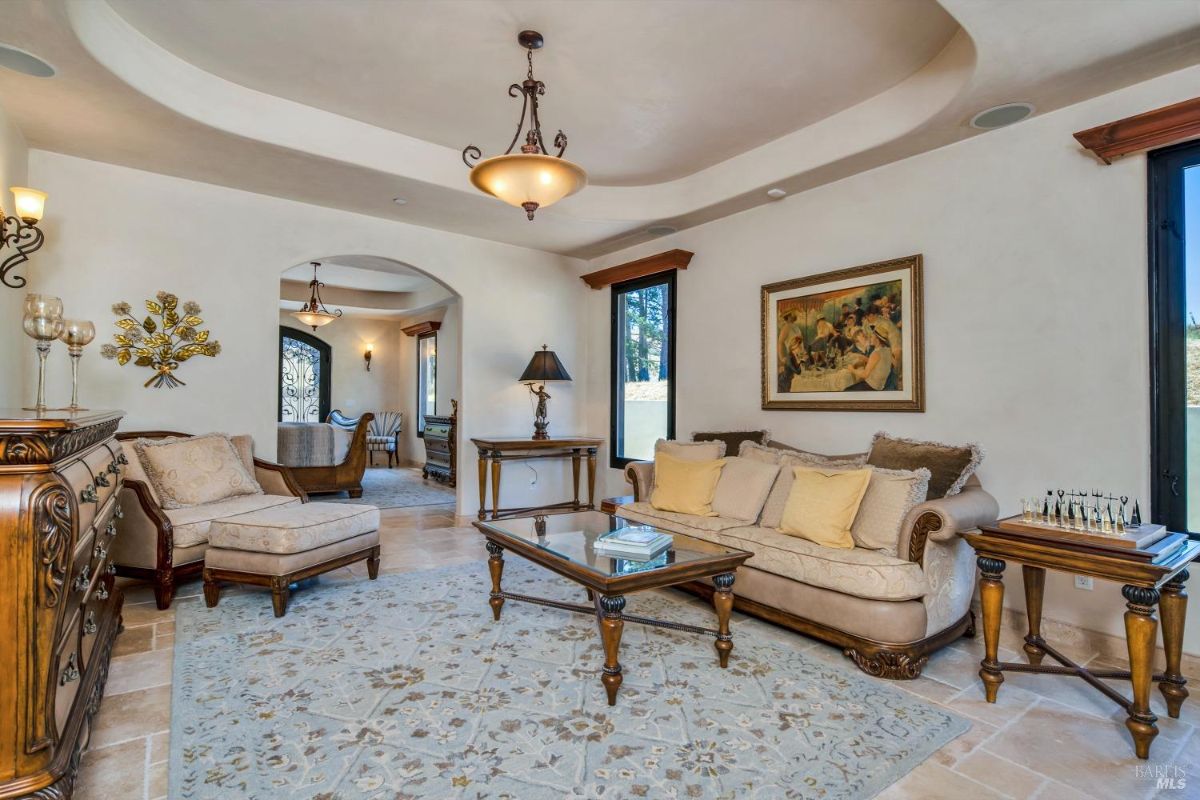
111,431,307,609
367,411,403,467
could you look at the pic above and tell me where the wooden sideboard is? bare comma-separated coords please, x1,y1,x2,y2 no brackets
422,399,457,487
0,410,126,800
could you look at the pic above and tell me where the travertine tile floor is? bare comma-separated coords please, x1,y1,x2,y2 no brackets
76,504,1197,800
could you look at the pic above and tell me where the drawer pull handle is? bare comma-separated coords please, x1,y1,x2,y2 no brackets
107,563,117,577
60,653,79,685
84,612,97,636
80,485,98,504
94,544,107,561
94,472,111,488
105,523,116,538
114,503,124,520
73,566,91,593
107,461,121,476
95,584,109,601
116,453,128,466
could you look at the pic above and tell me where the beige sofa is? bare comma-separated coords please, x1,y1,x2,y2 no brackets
621,441,998,679
111,431,307,609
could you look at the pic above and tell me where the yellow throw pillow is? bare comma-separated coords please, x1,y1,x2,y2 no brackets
650,452,726,516
778,466,872,548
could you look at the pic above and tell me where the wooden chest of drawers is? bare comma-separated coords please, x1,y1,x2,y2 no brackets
421,400,457,488
0,410,125,800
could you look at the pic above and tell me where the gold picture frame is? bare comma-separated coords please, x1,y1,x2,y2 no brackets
761,254,924,411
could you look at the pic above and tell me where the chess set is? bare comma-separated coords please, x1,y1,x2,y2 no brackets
996,488,1170,554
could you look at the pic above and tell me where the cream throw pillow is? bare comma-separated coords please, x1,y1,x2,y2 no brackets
851,466,931,555
711,456,781,522
651,452,726,516
778,466,872,548
655,438,726,461
135,433,263,509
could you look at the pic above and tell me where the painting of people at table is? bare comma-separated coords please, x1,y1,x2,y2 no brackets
762,255,924,411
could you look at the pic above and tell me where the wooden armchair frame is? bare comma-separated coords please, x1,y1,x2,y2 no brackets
113,430,306,609
285,410,375,497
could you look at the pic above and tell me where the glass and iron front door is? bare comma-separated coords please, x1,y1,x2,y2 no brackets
279,326,331,422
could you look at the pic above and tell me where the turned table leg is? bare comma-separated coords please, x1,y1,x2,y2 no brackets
486,541,505,621
978,556,1006,703
713,572,735,668
270,577,290,618
586,447,597,509
1022,565,1047,666
572,448,582,509
1158,569,1189,719
476,448,488,520
1123,584,1160,759
599,595,625,706
490,455,502,520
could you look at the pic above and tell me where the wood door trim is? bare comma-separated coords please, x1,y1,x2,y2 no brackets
581,249,693,289
1074,97,1200,164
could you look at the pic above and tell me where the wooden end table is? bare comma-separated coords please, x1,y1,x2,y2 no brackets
963,521,1197,759
473,511,751,705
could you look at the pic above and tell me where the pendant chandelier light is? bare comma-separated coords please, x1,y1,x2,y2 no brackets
462,30,587,221
291,261,343,331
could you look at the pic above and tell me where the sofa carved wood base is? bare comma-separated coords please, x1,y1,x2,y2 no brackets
678,580,974,680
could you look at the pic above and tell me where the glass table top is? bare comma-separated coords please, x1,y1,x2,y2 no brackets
475,511,747,578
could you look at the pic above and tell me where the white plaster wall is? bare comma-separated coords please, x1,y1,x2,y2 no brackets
0,100,29,409
278,312,403,423
585,65,1200,654
25,151,591,515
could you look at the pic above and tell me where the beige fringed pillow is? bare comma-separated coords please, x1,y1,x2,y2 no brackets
778,466,872,548
654,438,726,461
710,456,781,522
134,433,263,509
850,466,931,555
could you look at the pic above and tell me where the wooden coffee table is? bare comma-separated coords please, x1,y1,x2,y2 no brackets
473,511,752,705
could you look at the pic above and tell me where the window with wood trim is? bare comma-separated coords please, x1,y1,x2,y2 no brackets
611,271,676,467
416,331,437,437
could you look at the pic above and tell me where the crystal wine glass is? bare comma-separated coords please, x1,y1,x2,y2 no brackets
59,319,96,411
21,294,64,412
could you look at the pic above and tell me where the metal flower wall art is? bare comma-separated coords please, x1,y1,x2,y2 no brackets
100,292,222,388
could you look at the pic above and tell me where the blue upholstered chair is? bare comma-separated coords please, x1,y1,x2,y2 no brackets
367,411,403,467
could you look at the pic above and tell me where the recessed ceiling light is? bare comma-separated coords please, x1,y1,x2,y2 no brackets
646,225,677,237
766,188,787,200
0,44,55,78
970,103,1034,130
391,197,407,205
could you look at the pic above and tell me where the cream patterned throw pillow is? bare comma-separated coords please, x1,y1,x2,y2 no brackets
850,466,931,555
135,433,263,509
654,438,726,461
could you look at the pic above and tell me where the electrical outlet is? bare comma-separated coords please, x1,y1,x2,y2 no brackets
1074,575,1094,591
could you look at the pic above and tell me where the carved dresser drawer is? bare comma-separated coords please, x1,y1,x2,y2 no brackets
0,410,125,800
421,405,457,488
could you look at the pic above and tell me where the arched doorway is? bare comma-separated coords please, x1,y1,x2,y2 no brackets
279,326,332,422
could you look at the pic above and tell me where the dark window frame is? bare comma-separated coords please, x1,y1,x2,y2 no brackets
416,331,437,438
610,270,677,469
278,326,332,423
1148,139,1200,536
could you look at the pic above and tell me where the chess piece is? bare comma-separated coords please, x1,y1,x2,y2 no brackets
1119,495,1129,527
1102,503,1113,533
1130,500,1142,527
1043,491,1052,521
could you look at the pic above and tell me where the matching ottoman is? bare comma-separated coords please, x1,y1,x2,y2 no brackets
202,502,381,616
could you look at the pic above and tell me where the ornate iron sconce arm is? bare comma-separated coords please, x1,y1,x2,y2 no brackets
0,215,45,289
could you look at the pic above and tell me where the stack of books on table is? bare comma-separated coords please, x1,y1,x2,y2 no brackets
594,526,673,560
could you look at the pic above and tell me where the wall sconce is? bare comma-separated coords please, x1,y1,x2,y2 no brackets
364,343,373,372
2,187,49,289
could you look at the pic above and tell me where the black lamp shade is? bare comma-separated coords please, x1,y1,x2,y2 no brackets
519,348,571,383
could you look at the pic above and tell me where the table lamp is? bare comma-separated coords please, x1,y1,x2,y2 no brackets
518,345,571,440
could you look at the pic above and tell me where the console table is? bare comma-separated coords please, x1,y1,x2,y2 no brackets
471,436,604,520
963,521,1197,760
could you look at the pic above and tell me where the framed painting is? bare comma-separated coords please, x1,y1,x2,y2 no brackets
761,254,924,411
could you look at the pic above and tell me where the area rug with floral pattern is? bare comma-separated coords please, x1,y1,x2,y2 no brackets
171,560,969,799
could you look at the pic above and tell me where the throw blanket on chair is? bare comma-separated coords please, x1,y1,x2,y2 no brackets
277,422,335,467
